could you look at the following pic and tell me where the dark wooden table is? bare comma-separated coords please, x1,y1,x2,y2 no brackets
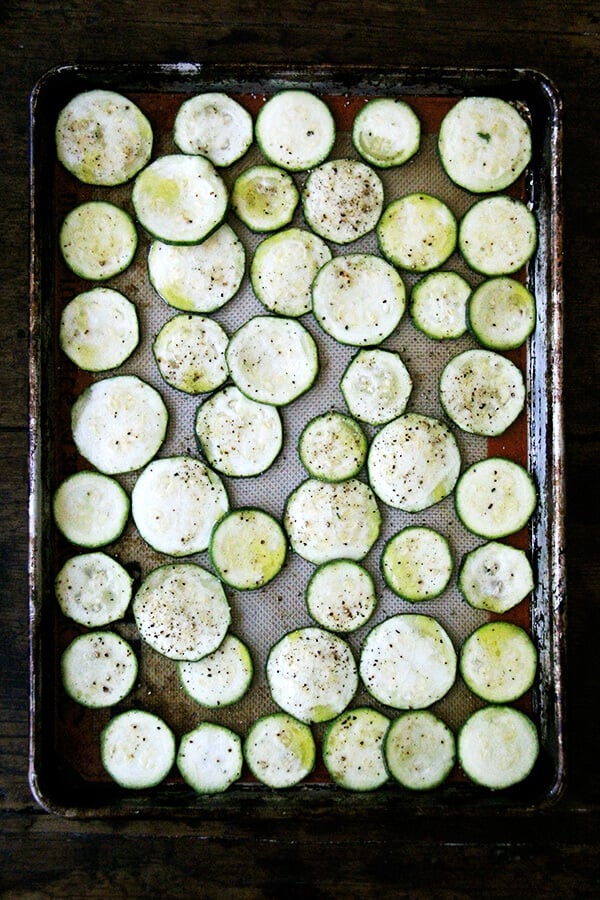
2,1,599,895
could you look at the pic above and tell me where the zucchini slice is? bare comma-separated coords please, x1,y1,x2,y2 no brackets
459,196,537,276
133,562,230,662
311,252,406,346
177,723,243,794
250,227,332,318
322,707,391,791
152,313,229,395
381,526,453,602
352,98,421,168
467,276,536,350
255,89,335,171
194,384,283,478
178,634,253,708
377,193,457,273
59,287,139,372
439,348,526,437
359,613,457,710
458,540,534,614
59,201,137,281
284,477,381,565
367,412,461,512
458,705,539,790
460,620,537,704
438,96,532,194
455,457,537,539
231,164,299,232
53,471,129,549
173,92,253,167
341,348,413,426
71,374,168,475
54,551,133,627
131,455,229,557
147,224,245,314
385,710,456,790
132,153,228,244
209,507,287,591
226,315,319,406
306,559,377,633
266,626,358,724
101,710,176,789
410,271,471,340
61,631,137,708
298,411,368,482
302,158,384,244
55,89,153,186
244,713,316,788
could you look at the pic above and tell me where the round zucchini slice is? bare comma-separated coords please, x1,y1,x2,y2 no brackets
341,348,413,426
209,507,287,591
360,613,457,709
231,164,299,232
298,411,368,482
101,710,176,789
59,287,139,372
55,551,133,627
177,723,243,794
267,627,358,724
458,705,539,790
352,98,421,168
173,92,253,166
323,707,391,791
458,540,535,614
256,89,335,171
152,313,229,395
55,89,153,186
133,562,230,662
302,158,384,244
455,457,537,539
61,631,137,708
250,227,332,318
459,621,537,703
178,634,253,708
459,196,537,276
244,713,316,788
306,559,377,633
381,526,453,602
467,276,536,350
60,201,137,281
53,471,129,548
410,271,471,340
377,193,457,273
385,710,456,790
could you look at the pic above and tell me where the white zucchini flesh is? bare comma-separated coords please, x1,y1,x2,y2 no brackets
302,158,384,244
322,707,391,791
455,457,537,539
147,224,245,314
173,92,253,166
467,276,536,350
133,563,230,662
231,164,299,232
439,348,526,437
101,710,176,789
59,287,139,372
226,315,319,406
194,384,283,478
410,271,472,340
377,193,457,273
458,705,539,790
55,551,133,627
352,98,421,168
178,634,253,708
244,713,316,789
459,196,537,276
458,540,535,614
359,613,457,709
438,96,532,194
152,314,229,395
367,412,461,512
311,252,406,346
306,559,378,633
55,89,153,186
71,374,168,475
385,710,456,790
298,411,368,482
59,201,138,281
53,471,129,549
381,526,453,602
132,153,228,244
459,621,537,703
284,477,381,565
131,455,229,557
255,89,335,171
250,227,332,318
341,348,413,426
266,627,358,724
61,631,137,708
177,723,243,794
209,507,287,590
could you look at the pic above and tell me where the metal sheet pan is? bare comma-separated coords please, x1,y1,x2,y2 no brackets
29,63,565,818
